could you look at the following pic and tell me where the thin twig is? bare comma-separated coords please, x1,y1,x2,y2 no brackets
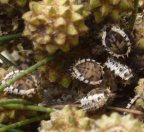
107,106,143,115
48,104,144,115
0,114,50,132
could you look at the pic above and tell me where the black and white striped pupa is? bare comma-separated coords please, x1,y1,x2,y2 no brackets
80,87,114,111
104,58,134,84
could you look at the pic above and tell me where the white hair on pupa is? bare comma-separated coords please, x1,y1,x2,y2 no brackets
102,25,131,59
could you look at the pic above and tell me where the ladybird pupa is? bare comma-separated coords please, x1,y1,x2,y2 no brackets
102,25,131,59
124,79,144,115
2,70,39,98
70,59,105,85
104,58,134,84
80,87,114,111
124,95,140,115
133,13,143,31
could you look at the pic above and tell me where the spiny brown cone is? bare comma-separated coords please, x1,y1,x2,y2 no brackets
38,107,143,132
93,112,143,132
38,105,95,132
89,0,134,22
22,0,90,54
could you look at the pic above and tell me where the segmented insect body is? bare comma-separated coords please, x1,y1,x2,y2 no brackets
70,59,105,85
2,70,39,98
125,95,140,109
68,24,141,113
132,13,143,40
133,13,143,32
124,78,144,115
104,58,134,84
102,25,131,59
80,88,114,111
124,95,140,115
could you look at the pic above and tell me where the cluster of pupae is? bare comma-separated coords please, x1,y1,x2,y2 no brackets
70,24,143,112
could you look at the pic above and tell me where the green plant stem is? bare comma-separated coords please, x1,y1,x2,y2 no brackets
0,50,62,92
0,33,22,46
0,99,33,105
129,0,139,31
0,114,50,132
0,104,55,113
0,124,23,132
